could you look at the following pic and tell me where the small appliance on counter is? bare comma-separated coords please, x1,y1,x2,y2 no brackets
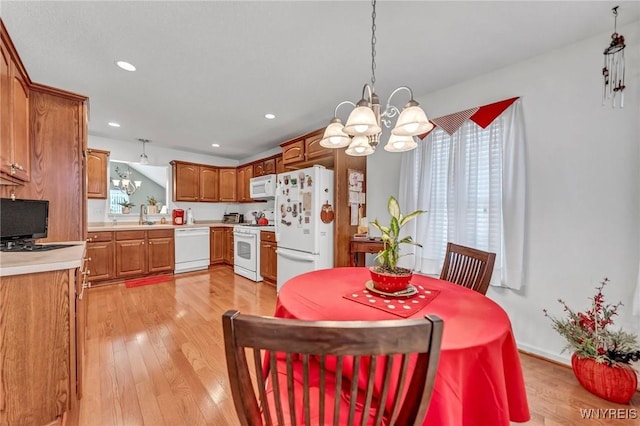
250,210,275,225
172,209,185,225
223,213,244,224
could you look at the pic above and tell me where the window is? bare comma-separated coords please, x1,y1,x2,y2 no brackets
109,190,129,214
399,99,525,289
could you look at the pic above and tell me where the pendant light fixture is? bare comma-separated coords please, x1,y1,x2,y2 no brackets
138,138,150,164
320,0,433,156
602,6,626,108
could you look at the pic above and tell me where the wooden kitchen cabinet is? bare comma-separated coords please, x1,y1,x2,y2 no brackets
281,139,305,165
276,155,285,174
115,230,147,277
260,231,277,285
0,38,30,183
253,162,265,177
88,229,173,283
172,161,200,202
1,265,81,425
219,167,237,202
86,231,115,282
86,148,110,199
253,156,277,176
280,128,332,169
147,229,174,273
224,227,234,265
210,226,226,265
236,164,253,202
263,157,276,175
199,165,219,202
304,129,331,161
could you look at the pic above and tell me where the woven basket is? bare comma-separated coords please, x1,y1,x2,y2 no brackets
571,353,638,404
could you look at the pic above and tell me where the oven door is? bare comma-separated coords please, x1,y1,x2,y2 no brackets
234,230,257,274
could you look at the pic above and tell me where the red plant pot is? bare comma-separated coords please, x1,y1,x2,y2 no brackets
369,266,412,293
571,353,638,404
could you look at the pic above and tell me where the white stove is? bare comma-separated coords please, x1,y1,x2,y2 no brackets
233,223,275,281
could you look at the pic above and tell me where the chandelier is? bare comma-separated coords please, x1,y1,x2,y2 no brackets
320,0,433,156
602,6,626,108
112,166,141,196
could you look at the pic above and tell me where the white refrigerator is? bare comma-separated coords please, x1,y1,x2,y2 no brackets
275,165,334,291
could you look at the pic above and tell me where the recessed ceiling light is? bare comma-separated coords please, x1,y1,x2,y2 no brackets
265,113,275,119
211,143,220,148
115,60,136,72
108,122,121,127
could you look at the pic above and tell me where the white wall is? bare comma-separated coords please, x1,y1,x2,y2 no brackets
87,135,273,223
367,21,640,365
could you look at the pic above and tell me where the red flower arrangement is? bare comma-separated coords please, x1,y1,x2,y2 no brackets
543,277,640,366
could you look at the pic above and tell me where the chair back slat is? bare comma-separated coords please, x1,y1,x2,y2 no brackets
223,310,443,426
440,242,496,295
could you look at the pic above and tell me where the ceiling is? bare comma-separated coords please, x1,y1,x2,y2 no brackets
2,1,639,161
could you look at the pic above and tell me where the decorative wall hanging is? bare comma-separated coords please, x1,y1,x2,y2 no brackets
602,6,626,108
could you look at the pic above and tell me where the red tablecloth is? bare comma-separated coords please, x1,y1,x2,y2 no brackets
274,267,530,426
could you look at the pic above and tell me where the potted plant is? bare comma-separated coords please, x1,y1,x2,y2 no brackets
368,196,426,293
543,277,640,403
146,196,158,214
118,201,135,214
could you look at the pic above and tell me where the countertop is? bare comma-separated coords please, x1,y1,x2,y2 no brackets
88,221,244,232
0,241,86,277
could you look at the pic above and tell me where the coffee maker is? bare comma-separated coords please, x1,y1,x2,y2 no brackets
172,209,185,225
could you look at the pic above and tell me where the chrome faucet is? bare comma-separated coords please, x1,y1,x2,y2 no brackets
139,204,146,224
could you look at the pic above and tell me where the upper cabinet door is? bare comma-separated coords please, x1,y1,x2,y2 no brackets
219,168,237,202
173,161,199,201
199,165,219,202
263,157,276,175
86,149,110,199
304,130,330,161
282,140,304,165
11,68,29,182
0,43,11,178
253,162,264,177
0,40,30,183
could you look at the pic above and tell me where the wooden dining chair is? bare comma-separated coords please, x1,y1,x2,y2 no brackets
439,242,496,295
222,310,443,426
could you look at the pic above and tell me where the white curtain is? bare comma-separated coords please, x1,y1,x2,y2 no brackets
399,99,526,289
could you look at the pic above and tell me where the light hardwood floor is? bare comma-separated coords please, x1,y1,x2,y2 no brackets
69,266,639,425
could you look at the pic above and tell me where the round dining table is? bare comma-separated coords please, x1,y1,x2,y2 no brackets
274,267,531,426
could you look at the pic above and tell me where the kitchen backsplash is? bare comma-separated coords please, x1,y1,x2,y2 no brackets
87,198,275,224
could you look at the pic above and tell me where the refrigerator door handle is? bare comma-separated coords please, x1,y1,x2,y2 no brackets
275,249,315,263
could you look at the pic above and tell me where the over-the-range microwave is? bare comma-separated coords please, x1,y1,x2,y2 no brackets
249,174,277,199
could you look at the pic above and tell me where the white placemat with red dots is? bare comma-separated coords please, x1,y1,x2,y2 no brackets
343,283,441,318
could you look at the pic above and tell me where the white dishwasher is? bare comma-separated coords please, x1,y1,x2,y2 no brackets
174,227,210,274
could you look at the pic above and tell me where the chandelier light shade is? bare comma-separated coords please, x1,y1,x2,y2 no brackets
392,102,434,136
321,0,431,156
320,117,351,148
602,6,626,108
384,134,418,152
346,135,375,156
343,100,382,136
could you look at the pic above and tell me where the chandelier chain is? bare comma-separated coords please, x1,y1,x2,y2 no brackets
370,0,377,88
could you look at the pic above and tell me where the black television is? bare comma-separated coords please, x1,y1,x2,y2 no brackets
0,198,49,247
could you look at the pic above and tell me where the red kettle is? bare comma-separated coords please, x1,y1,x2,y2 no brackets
257,211,269,225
